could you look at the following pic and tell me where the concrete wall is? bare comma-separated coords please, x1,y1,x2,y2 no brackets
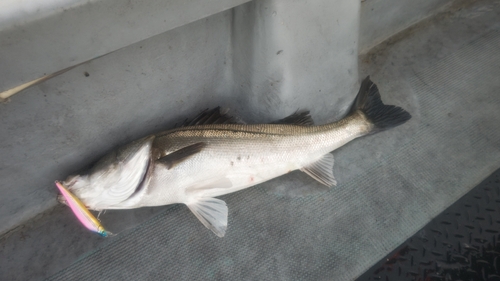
359,0,454,53
0,0,252,94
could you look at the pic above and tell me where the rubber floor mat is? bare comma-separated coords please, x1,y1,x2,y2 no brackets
357,168,500,281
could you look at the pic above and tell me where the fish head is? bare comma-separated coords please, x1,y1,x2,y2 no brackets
58,136,155,210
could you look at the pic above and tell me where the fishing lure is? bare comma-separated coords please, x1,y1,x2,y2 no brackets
55,181,112,237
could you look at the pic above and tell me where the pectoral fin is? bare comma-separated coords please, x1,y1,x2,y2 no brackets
158,142,206,170
301,153,337,187
186,197,228,237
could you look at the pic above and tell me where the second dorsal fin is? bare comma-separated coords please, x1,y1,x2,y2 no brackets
270,110,314,126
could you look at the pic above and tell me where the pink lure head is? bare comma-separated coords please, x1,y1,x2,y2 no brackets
55,181,110,237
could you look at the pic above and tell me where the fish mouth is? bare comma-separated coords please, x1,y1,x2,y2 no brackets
57,194,67,205
56,176,79,206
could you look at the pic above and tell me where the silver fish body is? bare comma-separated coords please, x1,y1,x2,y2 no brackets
60,77,411,237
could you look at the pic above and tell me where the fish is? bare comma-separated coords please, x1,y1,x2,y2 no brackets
57,76,411,237
55,181,112,237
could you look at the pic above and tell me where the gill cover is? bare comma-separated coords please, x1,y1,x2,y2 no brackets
63,136,154,210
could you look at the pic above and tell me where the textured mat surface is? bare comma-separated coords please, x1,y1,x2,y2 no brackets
357,169,500,281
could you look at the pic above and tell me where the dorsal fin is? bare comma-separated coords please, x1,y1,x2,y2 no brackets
270,110,314,126
179,107,244,127
158,142,206,169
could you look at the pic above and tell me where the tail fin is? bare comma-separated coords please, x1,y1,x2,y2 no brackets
350,76,411,133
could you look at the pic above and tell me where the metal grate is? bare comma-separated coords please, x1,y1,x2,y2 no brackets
357,169,500,281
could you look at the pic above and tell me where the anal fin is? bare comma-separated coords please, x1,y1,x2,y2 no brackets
301,153,337,187
186,197,228,237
